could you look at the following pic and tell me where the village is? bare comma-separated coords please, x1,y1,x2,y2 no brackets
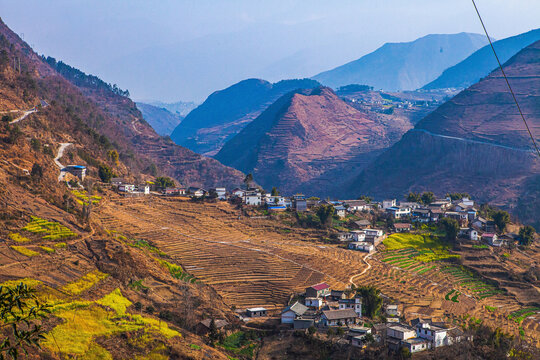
58,171,530,356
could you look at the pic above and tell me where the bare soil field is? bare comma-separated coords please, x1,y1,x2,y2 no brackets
95,196,369,311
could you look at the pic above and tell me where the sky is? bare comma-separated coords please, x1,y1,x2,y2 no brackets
1,0,539,102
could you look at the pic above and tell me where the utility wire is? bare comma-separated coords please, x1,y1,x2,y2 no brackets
471,0,540,158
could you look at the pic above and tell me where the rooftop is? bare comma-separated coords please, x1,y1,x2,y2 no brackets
281,302,308,316
322,309,358,320
309,282,330,291
247,307,267,312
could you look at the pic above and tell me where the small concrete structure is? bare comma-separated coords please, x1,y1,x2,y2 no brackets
246,307,267,317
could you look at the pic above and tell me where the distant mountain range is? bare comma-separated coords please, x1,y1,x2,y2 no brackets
145,100,197,117
312,33,488,91
170,78,320,155
215,87,394,195
424,28,540,90
136,102,184,136
352,40,540,229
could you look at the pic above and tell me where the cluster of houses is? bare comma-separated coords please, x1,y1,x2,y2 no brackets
245,282,468,353
380,196,517,247
110,178,150,196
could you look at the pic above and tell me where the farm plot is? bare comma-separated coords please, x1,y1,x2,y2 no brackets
95,197,357,310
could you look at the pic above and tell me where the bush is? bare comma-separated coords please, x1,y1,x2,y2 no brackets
98,164,114,182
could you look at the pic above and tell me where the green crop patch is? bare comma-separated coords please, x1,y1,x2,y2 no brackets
22,216,77,241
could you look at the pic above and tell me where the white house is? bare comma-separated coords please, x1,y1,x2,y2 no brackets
118,184,135,192
137,184,150,194
414,320,449,348
469,229,479,241
338,296,362,317
212,187,227,200
280,302,308,324
350,230,366,242
386,206,411,219
188,187,205,197
385,304,400,317
232,188,246,198
348,242,374,252
382,199,397,209
245,192,262,206
342,200,369,212
334,205,347,218
266,195,286,206
402,338,430,353
364,229,384,237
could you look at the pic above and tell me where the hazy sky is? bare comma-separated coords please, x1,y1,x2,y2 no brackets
1,0,539,102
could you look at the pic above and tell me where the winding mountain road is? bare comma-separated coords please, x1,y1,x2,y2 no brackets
412,128,536,153
55,143,72,181
9,108,37,124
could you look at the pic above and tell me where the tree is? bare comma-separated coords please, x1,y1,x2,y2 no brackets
155,177,175,189
208,189,218,200
107,149,119,166
358,195,372,203
446,192,470,201
0,283,50,360
6,125,22,144
243,173,253,190
356,285,383,318
30,164,43,181
400,347,412,359
492,210,510,233
271,187,279,196
30,138,41,152
421,191,435,205
208,318,219,345
519,226,535,246
316,205,335,228
439,218,459,242
406,192,422,203
98,164,114,183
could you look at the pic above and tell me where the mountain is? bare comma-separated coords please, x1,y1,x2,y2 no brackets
146,100,197,116
0,18,245,190
215,87,392,195
424,28,540,90
170,78,320,155
352,41,540,228
313,33,488,91
136,102,184,136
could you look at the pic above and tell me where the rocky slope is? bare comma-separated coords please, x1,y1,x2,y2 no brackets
170,78,320,155
352,41,540,228
136,102,184,136
312,33,488,91
215,87,390,195
424,28,540,90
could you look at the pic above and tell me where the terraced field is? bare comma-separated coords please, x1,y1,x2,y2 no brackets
352,243,540,346
95,196,540,345
96,196,368,311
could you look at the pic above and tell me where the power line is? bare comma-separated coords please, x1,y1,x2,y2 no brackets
471,0,540,158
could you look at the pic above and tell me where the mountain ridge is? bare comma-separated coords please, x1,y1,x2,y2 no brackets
423,28,540,90
170,78,321,155
313,32,488,91
352,40,540,228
